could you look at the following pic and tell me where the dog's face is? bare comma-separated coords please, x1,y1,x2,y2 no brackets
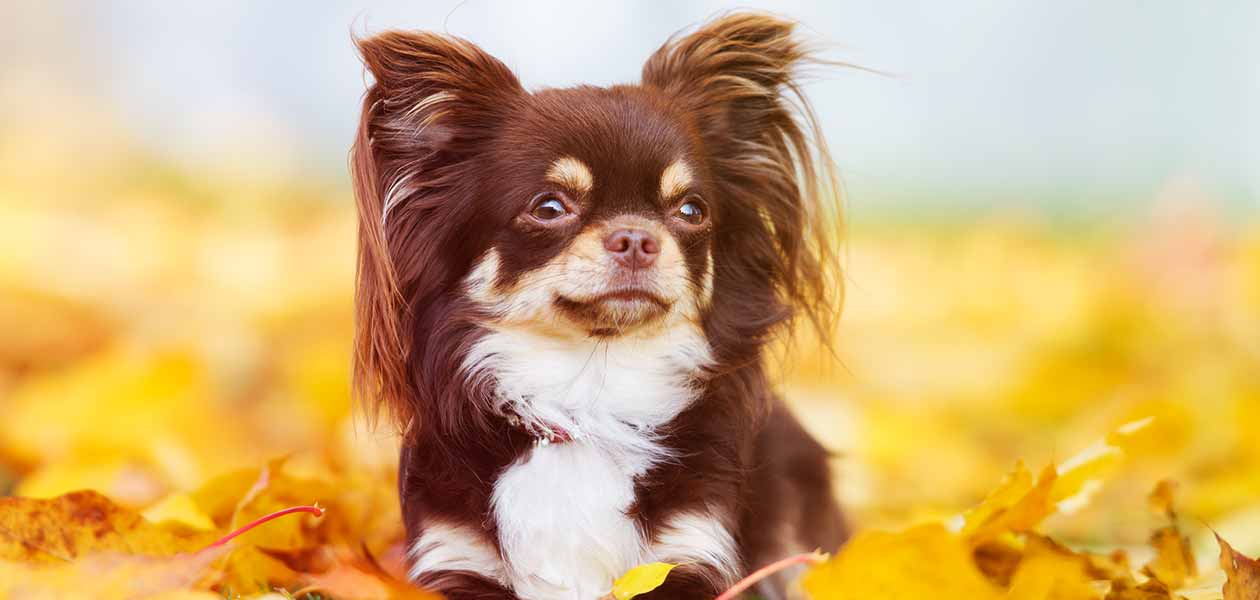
352,15,841,430
463,88,713,337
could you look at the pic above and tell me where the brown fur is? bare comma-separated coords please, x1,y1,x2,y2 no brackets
351,12,847,599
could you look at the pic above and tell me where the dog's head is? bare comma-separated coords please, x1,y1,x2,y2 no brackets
351,13,841,433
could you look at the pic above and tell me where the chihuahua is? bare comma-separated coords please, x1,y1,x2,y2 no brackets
351,12,847,600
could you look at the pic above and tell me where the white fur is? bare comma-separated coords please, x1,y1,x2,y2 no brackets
650,510,741,588
492,442,645,599
469,326,712,599
465,326,711,459
408,521,506,584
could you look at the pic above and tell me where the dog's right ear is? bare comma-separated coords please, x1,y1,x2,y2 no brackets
350,31,522,433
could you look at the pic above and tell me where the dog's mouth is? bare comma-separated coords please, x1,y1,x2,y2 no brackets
553,288,673,335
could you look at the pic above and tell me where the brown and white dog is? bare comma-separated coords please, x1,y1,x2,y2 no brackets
350,13,848,600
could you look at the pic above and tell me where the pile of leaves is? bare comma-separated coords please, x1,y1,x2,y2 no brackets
795,420,1255,600
0,458,423,599
1,419,1257,599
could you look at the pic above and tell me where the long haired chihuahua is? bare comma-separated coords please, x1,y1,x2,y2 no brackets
351,13,847,600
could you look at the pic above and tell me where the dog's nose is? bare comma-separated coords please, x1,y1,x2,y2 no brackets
603,228,660,269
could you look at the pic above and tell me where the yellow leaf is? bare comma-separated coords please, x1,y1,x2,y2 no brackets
1140,480,1196,590
1147,479,1178,519
1052,417,1154,513
611,562,677,600
966,464,1059,546
0,490,216,563
960,460,1036,538
143,492,216,531
14,458,163,507
1104,579,1178,600
1007,535,1100,600
0,549,225,599
1143,526,1197,590
801,523,1003,600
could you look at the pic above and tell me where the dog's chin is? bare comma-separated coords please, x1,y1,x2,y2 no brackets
553,290,673,336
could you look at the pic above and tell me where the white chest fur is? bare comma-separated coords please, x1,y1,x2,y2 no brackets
464,326,712,599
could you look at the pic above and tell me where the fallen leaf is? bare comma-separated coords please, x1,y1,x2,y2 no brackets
1086,550,1136,587
1140,481,1196,590
610,562,677,600
143,492,216,531
974,537,1025,587
965,464,1059,546
0,548,226,599
959,419,1155,550
801,523,1003,600
0,490,216,563
1053,418,1155,514
1217,534,1260,600
1104,578,1178,600
1148,480,1178,519
300,549,446,600
1143,526,1197,590
960,461,1036,538
1006,535,1101,600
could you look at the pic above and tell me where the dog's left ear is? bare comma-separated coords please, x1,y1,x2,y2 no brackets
643,13,843,346
351,31,523,433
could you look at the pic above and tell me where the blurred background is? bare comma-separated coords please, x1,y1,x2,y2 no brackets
1,0,1257,575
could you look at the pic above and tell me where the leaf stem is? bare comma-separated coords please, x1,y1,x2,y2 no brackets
714,552,826,600
203,504,325,549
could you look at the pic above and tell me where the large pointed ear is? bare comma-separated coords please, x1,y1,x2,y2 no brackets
350,31,522,432
642,13,842,347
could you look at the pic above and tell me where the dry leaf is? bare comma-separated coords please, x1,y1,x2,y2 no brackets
143,492,216,531
302,549,442,600
1053,418,1155,514
964,463,1059,546
960,419,1155,550
1143,526,1198,590
960,461,1036,538
0,490,216,563
0,549,225,599
1148,480,1178,519
1104,579,1179,600
1140,480,1196,590
1217,534,1260,600
974,537,1025,588
801,523,1003,600
1086,550,1136,587
1006,534,1101,600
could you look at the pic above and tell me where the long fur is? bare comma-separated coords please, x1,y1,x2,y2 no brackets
351,12,848,600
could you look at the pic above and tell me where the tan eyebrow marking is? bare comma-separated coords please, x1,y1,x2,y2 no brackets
544,156,594,193
660,159,693,199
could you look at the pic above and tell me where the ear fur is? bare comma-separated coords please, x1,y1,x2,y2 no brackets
350,31,522,432
642,13,843,350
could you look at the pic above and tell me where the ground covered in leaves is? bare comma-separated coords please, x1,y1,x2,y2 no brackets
1,114,1258,598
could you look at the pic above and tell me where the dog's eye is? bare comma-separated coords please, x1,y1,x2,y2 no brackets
530,195,569,221
675,196,708,226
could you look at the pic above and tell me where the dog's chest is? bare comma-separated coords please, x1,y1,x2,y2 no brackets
492,442,646,599
467,329,711,599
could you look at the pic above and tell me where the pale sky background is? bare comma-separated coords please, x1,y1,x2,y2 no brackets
4,1,1257,215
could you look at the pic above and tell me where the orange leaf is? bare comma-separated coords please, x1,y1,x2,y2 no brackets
1217,534,1260,600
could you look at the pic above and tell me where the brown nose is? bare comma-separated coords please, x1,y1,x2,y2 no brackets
603,228,660,269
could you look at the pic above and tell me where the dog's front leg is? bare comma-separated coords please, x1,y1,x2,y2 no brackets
413,571,520,600
634,565,727,600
